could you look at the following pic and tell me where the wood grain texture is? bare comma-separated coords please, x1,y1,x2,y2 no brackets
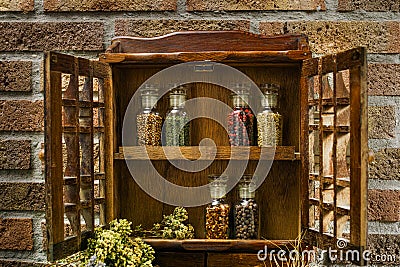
45,53,64,260
349,47,368,260
144,239,296,251
207,253,288,267
100,51,311,64
154,252,205,267
107,31,310,53
116,146,297,161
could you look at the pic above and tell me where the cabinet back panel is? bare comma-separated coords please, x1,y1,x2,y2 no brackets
113,63,301,240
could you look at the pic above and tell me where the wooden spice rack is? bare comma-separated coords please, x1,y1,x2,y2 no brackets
44,31,368,266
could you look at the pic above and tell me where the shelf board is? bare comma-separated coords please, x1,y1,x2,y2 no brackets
308,97,350,106
142,239,296,252
114,146,299,161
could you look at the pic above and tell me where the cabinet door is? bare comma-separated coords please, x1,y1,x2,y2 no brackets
300,47,368,264
44,52,113,261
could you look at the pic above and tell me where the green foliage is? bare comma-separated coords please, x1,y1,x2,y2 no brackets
82,219,155,267
132,207,195,240
152,207,195,240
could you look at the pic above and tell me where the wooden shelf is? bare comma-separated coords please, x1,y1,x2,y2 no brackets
308,97,350,106
309,173,350,187
114,146,300,161
143,239,296,252
309,124,350,133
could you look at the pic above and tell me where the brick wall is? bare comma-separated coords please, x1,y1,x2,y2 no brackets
0,0,398,265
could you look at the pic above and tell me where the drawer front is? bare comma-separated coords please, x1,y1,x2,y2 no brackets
155,252,205,267
207,253,287,267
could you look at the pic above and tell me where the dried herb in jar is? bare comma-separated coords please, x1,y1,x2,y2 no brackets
164,86,190,146
136,85,162,146
257,84,282,147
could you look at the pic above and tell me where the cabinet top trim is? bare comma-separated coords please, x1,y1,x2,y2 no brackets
102,31,311,63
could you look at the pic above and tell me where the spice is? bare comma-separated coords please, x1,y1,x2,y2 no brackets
257,112,282,146
136,85,162,146
234,199,258,239
205,174,230,239
164,87,190,146
228,89,256,146
137,113,162,146
257,84,283,147
205,204,230,239
234,176,259,239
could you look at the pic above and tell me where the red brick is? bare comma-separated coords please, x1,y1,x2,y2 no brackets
187,0,325,11
338,0,399,11
0,140,30,169
368,190,400,221
0,0,34,12
0,61,31,92
44,0,176,11
368,64,400,95
114,19,250,37
368,106,395,139
0,100,44,132
0,218,33,250
260,21,400,54
369,148,400,180
0,182,45,211
0,22,104,51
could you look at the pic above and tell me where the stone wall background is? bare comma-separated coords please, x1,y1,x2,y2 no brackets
0,0,399,265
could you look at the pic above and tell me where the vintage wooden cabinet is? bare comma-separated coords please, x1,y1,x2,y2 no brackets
44,31,368,266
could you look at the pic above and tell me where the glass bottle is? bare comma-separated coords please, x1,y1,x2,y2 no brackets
257,84,283,147
164,86,190,146
136,85,162,146
205,174,230,239
227,85,256,146
234,175,259,239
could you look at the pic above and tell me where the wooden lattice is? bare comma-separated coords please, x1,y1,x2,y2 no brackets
301,47,368,262
45,52,113,261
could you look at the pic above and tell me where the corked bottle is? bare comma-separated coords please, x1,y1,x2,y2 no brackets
164,86,190,146
205,174,230,239
227,85,256,146
234,175,259,239
257,84,283,147
136,85,162,146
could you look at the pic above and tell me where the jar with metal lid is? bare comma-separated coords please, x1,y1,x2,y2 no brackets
205,174,230,239
136,84,163,146
257,83,283,147
164,86,190,146
227,84,256,146
234,175,259,239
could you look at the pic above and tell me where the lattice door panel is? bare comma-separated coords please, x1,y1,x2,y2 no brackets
45,52,112,261
301,48,367,260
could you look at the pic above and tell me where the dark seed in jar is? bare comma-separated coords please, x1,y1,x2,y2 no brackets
234,200,258,239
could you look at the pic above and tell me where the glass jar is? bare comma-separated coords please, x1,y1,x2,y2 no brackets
164,86,190,146
136,84,163,146
205,174,230,239
257,84,283,147
227,86,256,146
234,175,259,239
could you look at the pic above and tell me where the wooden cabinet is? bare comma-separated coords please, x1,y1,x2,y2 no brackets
44,31,368,265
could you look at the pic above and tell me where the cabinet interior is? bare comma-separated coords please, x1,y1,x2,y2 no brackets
112,63,302,240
